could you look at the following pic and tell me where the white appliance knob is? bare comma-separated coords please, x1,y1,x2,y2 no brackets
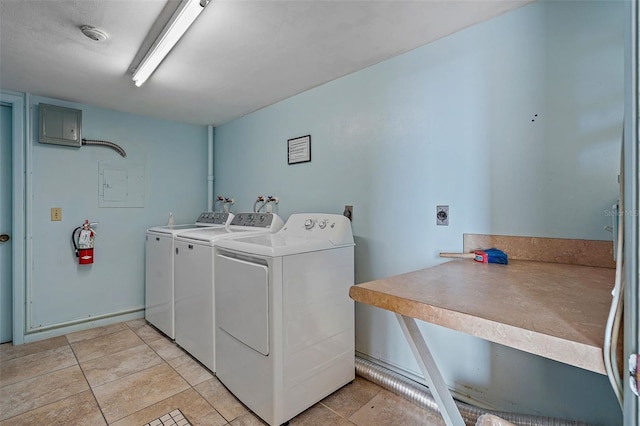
318,219,328,229
304,219,315,229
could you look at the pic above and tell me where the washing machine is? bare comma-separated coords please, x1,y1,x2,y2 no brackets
214,213,355,426
173,212,284,372
145,211,232,339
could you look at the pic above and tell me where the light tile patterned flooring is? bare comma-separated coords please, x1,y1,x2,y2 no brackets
0,319,446,425
145,409,191,426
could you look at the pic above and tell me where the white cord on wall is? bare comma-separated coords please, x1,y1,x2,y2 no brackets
604,144,625,408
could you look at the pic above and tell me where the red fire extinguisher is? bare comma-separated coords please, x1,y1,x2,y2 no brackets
72,220,97,265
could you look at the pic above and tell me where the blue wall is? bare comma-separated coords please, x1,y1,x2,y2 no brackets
25,95,208,338
213,1,623,424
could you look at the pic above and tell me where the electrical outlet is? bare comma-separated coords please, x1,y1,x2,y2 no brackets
343,205,353,221
51,207,62,221
436,205,448,226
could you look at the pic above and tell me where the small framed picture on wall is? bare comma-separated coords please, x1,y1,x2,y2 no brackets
287,135,311,165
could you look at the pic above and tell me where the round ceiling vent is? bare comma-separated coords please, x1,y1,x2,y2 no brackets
80,25,108,42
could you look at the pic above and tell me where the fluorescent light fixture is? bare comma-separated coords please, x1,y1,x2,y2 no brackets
133,0,209,87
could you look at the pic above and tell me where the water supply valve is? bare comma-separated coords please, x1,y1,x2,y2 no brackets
264,195,279,213
254,195,266,212
222,197,235,213
214,195,225,212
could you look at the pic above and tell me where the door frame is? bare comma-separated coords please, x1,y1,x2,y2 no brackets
624,1,639,423
1,91,26,345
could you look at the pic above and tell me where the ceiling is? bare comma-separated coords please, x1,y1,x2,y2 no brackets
0,0,531,127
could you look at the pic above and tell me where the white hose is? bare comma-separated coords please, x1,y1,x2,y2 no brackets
253,196,266,213
603,143,625,408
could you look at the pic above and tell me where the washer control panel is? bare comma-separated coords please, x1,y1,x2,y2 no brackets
230,212,274,228
281,214,354,246
196,212,230,225
304,218,330,230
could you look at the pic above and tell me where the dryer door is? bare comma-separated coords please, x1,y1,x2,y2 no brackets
216,254,270,355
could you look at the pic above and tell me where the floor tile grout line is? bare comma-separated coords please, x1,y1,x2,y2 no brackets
0,349,97,424
0,344,78,389
190,375,240,424
66,335,111,425
318,401,360,425
0,380,95,425
67,318,171,370
124,319,167,345
68,325,153,365
85,357,185,423
66,322,132,346
0,337,69,364
88,358,173,391
104,321,227,426
321,379,385,425
134,322,250,424
143,331,232,425
74,328,176,425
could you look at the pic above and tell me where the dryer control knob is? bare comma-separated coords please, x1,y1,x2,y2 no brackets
304,219,315,229
318,219,328,229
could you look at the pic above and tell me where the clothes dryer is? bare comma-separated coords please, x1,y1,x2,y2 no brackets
214,214,355,426
145,212,232,339
173,212,284,371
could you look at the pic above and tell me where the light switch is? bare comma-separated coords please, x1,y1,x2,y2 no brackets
51,207,62,221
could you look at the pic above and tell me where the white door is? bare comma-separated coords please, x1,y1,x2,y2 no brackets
0,104,13,343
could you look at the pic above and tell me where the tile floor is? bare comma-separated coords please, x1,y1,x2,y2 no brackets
0,319,446,426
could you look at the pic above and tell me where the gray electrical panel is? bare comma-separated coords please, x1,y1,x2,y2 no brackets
39,103,82,147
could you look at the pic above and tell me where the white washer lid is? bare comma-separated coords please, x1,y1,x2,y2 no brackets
146,223,220,235
175,226,277,245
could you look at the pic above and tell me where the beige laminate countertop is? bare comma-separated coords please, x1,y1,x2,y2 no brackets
349,259,615,374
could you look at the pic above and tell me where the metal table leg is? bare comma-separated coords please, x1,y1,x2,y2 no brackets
396,314,465,426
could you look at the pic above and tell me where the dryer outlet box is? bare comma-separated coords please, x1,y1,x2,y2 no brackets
343,205,353,221
436,205,449,226
39,103,82,147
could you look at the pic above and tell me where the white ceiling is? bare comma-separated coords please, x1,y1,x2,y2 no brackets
0,0,531,126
